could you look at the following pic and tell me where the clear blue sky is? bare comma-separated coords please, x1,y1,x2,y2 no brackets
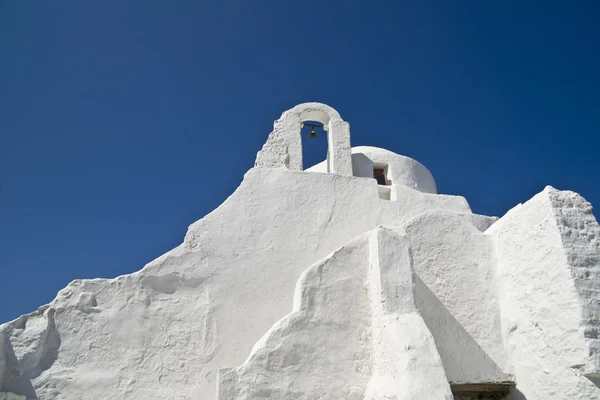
1,1,599,323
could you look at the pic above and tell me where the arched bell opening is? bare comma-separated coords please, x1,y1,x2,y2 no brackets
301,120,330,172
291,104,350,175
255,103,353,176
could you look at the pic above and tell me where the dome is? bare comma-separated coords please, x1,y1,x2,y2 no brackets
351,146,438,194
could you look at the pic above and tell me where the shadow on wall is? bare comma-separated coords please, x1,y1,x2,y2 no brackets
414,276,510,385
512,388,528,400
2,334,38,399
1,309,61,399
351,153,373,179
587,375,600,389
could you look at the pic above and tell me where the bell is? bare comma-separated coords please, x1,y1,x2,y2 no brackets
308,127,318,139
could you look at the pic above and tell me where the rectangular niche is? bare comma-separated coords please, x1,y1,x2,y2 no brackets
373,163,388,186
373,162,393,200
378,185,391,200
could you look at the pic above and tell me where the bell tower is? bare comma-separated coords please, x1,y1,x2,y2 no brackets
255,102,353,176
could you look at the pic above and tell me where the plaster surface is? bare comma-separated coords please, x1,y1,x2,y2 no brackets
487,187,600,399
218,228,452,400
1,103,599,400
401,211,509,383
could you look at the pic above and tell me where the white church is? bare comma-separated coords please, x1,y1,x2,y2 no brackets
1,103,599,400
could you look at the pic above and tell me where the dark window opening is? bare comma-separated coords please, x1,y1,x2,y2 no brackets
374,168,387,185
451,383,514,400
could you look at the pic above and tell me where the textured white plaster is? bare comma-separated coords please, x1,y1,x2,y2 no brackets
487,186,600,399
218,228,452,400
548,188,600,371
352,146,438,194
0,331,6,391
217,233,375,399
0,166,471,399
365,228,453,400
401,211,509,383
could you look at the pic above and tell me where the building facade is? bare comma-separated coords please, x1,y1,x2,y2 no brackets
1,103,599,399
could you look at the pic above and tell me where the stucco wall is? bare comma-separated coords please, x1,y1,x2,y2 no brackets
402,210,508,383
0,167,472,399
352,146,438,194
218,228,453,400
487,186,600,400
402,211,509,383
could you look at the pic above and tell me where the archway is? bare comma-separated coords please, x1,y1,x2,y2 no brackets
255,103,353,176
301,121,328,172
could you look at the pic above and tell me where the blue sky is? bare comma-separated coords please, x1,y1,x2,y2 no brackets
1,1,599,322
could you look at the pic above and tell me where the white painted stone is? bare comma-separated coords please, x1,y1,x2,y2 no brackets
1,103,599,399
218,227,452,400
0,332,5,391
487,186,600,399
352,146,438,195
365,228,453,400
401,210,509,383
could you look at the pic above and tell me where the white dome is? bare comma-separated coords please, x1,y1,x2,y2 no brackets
351,146,438,194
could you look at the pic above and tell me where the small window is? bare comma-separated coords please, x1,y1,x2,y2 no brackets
374,168,387,185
